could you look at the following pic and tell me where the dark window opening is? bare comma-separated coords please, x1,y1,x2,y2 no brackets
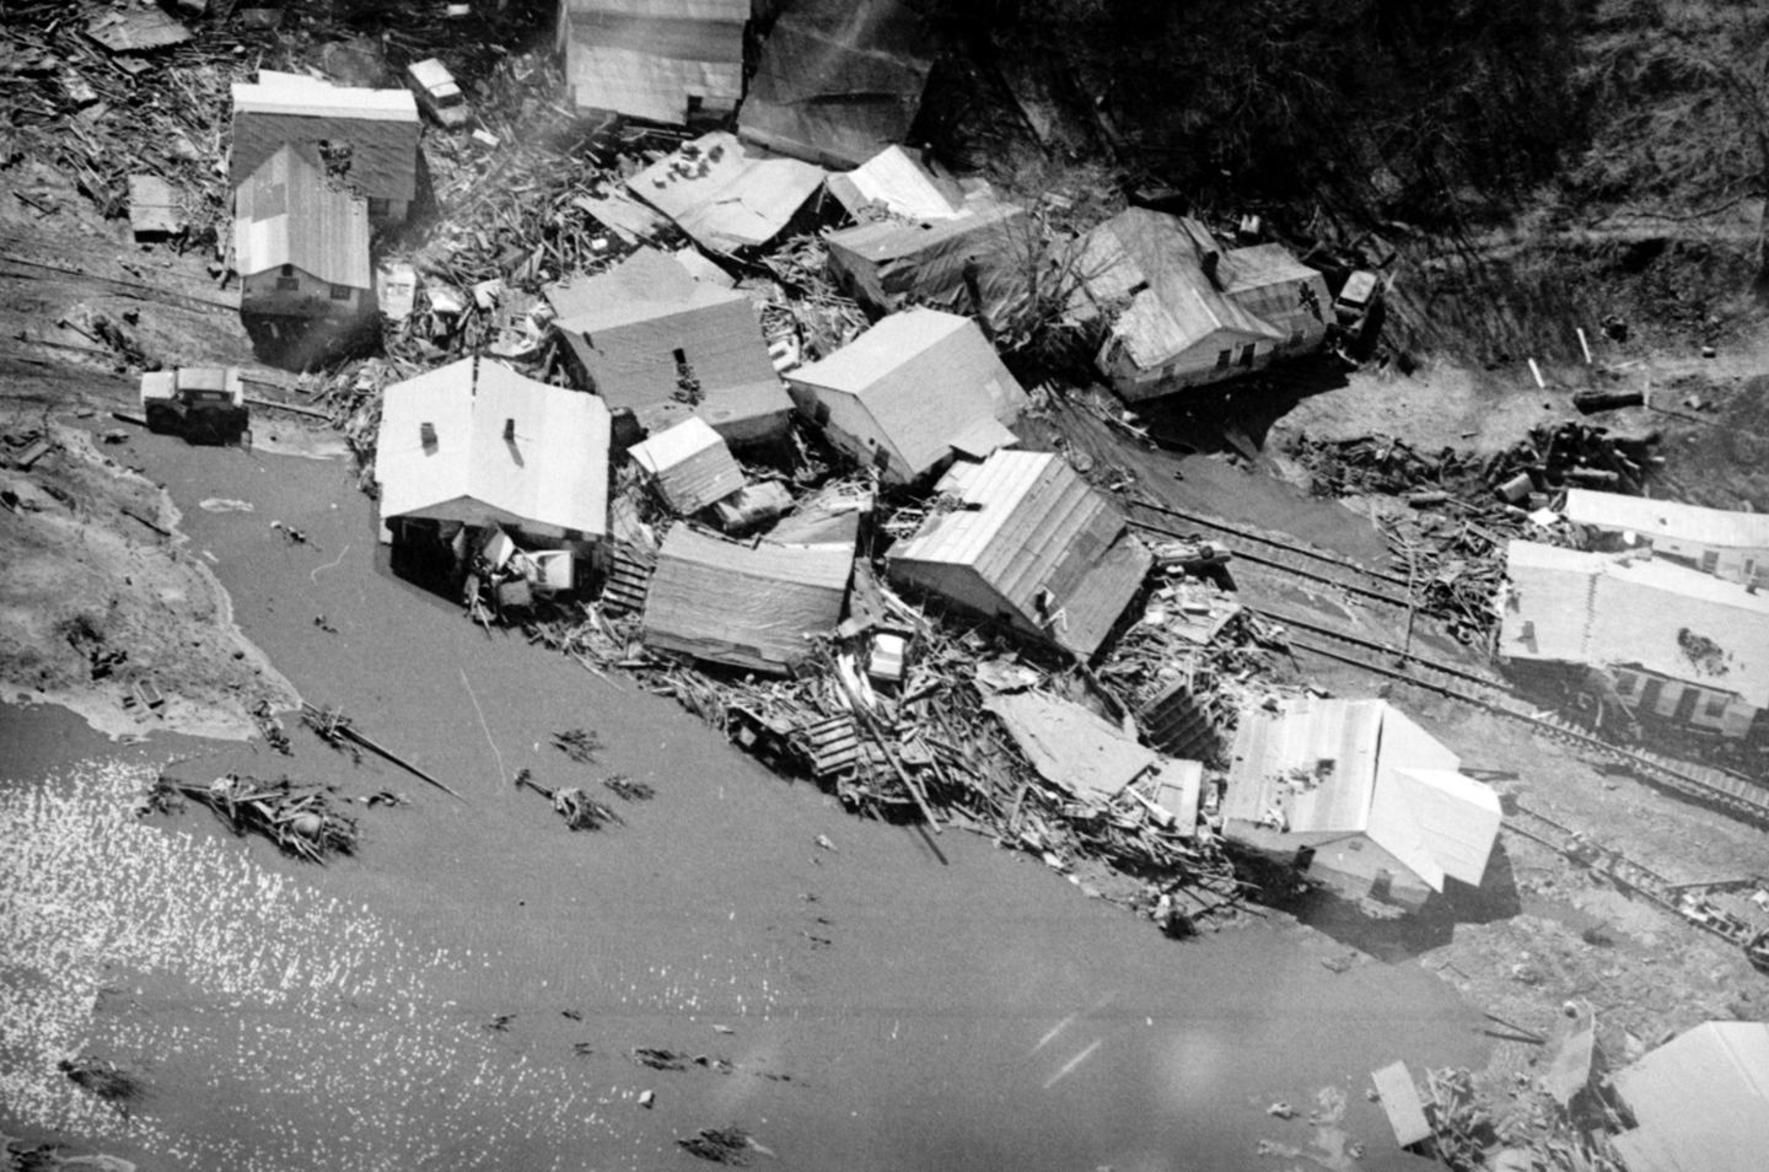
420,421,437,454
1701,550,1720,573
330,283,351,301
1239,343,1256,367
280,263,294,277
368,197,390,218
1704,695,1729,719
275,276,299,291
1128,281,1149,296
1215,349,1230,369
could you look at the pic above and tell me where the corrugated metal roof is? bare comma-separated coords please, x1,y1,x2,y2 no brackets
1564,488,1769,550
230,74,419,205
886,449,1151,658
1501,540,1769,707
628,131,825,253
628,416,746,514
1224,698,1383,833
1612,1022,1769,1172
233,145,370,289
641,526,852,674
375,359,611,537
560,0,746,125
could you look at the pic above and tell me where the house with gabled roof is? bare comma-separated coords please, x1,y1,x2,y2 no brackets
555,0,746,126
1223,697,1502,909
234,144,372,327
1069,208,1330,401
885,449,1152,660
1562,487,1769,587
374,357,612,556
786,308,1026,487
230,71,420,223
548,247,792,443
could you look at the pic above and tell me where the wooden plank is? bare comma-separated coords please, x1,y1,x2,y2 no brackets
1370,1061,1432,1148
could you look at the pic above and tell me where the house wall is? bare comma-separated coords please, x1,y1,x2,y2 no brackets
886,560,1043,644
242,265,369,320
786,383,918,483
1100,326,1276,402
1304,833,1434,910
1642,539,1769,588
1611,667,1758,739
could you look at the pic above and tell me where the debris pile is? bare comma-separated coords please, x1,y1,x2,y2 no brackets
145,772,359,863
677,1126,760,1166
515,768,622,832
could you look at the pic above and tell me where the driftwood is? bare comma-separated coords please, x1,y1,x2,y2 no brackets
303,702,464,799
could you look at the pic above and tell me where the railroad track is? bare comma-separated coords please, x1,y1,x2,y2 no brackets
1127,501,1413,609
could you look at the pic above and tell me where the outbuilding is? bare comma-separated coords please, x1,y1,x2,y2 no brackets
555,0,746,126
234,145,373,332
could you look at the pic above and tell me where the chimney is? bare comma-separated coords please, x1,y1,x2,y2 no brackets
1201,249,1221,291
503,418,516,441
420,421,437,452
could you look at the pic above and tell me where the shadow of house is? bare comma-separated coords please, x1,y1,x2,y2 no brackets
374,357,612,593
554,0,746,127
548,247,793,446
1222,697,1504,914
786,308,1025,487
886,449,1152,662
234,145,376,369
1068,208,1330,404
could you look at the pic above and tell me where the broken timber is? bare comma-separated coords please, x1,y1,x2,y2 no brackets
302,703,463,799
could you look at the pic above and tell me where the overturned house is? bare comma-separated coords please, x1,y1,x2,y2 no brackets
738,0,934,169
886,449,1153,661
548,247,792,443
1562,487,1769,588
555,0,746,126
641,525,853,674
230,71,420,224
1069,209,1330,402
234,144,373,347
1610,1021,1769,1172
1499,540,1769,740
786,308,1025,487
1223,697,1502,910
374,358,612,584
628,130,826,254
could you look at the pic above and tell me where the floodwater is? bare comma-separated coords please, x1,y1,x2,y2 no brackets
1,429,1488,1170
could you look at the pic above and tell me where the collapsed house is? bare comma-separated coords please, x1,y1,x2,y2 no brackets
640,525,853,674
233,144,373,337
823,147,1030,329
1068,209,1330,401
374,357,612,589
1222,697,1502,909
1562,487,1769,588
547,247,791,443
738,0,934,168
786,308,1026,486
886,449,1153,660
1609,1020,1769,1172
628,130,826,254
230,71,420,223
554,0,746,126
1499,540,1769,739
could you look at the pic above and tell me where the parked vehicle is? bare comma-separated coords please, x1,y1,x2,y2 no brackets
140,368,249,444
406,58,470,129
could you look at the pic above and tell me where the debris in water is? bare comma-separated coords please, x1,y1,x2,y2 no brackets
552,727,604,763
145,772,358,863
677,1126,763,1165
639,1089,656,1109
1267,1101,1297,1119
603,774,655,801
59,1056,143,1114
516,769,622,831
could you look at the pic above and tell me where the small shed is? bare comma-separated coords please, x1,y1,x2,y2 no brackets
627,131,826,254
1562,487,1769,587
738,0,934,169
233,145,372,323
555,0,746,126
128,175,182,239
886,450,1153,660
548,247,791,442
375,357,612,546
627,416,745,515
230,71,420,222
641,526,852,674
1222,697,1502,909
786,308,1025,486
826,198,1030,329
1610,1021,1769,1172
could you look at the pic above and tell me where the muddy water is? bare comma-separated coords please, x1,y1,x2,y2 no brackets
1,431,1487,1171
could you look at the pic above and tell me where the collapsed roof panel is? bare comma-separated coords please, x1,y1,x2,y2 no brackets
230,72,420,208
738,0,935,169
556,0,747,125
628,131,827,253
983,689,1159,803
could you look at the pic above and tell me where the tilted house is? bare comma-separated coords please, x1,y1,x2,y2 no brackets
786,308,1026,487
234,145,372,328
230,71,420,223
1070,208,1330,401
1500,540,1769,739
374,358,611,564
826,198,1031,330
641,525,852,674
1223,697,1503,909
548,247,791,443
555,0,746,126
1563,487,1769,587
627,416,746,515
1609,1021,1769,1172
886,450,1153,660
627,131,826,254
738,0,934,169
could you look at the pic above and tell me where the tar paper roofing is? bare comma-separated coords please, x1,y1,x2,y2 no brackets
1611,1021,1769,1172
545,246,751,331
233,145,370,288
1501,540,1769,707
641,525,852,674
558,0,746,125
628,131,826,254
627,416,746,514
229,72,419,203
1563,487,1769,550
375,359,611,537
887,449,1151,659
